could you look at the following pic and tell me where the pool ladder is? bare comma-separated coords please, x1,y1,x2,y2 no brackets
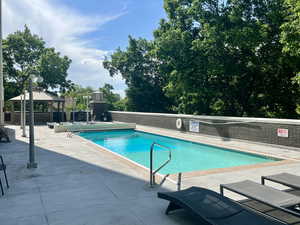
149,142,172,188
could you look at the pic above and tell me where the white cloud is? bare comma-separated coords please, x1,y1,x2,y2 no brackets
3,0,127,97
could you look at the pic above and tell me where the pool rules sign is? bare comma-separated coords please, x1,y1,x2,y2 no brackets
189,120,200,132
277,128,288,138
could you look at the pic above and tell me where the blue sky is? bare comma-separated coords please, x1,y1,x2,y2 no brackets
3,0,166,97
58,0,166,50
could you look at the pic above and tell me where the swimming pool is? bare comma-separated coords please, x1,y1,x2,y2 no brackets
79,130,278,174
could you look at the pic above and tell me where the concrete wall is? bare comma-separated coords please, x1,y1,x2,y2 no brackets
110,111,300,148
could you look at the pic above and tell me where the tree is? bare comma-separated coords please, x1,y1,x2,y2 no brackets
3,25,72,100
281,0,300,84
103,37,172,113
64,85,93,111
99,83,121,110
103,0,300,118
280,0,300,114
113,98,128,111
38,48,73,92
153,0,300,117
281,0,300,57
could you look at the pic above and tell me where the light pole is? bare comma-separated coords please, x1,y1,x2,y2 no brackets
27,78,36,168
27,75,43,169
0,0,4,126
20,94,23,129
22,90,26,137
21,90,26,137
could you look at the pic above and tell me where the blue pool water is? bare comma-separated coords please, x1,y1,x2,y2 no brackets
79,130,277,174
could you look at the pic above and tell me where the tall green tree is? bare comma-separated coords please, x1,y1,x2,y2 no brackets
64,85,93,111
3,25,72,100
99,83,121,110
104,0,300,118
281,0,300,57
103,37,172,112
154,0,300,117
38,48,73,92
281,0,300,84
280,0,300,113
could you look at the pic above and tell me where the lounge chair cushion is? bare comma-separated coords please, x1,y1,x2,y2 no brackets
221,180,300,207
263,173,300,190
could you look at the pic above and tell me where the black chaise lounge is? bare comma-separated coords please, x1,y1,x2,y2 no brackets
158,187,286,225
0,155,9,195
262,173,300,190
220,180,300,217
0,128,9,142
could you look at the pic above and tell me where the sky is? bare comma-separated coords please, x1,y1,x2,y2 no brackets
3,0,166,97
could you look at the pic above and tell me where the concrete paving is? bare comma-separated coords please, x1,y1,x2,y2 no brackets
0,125,300,225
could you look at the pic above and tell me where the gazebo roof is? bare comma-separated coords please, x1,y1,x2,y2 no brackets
9,91,64,102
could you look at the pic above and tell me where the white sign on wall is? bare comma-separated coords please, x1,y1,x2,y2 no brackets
189,120,199,132
277,128,289,138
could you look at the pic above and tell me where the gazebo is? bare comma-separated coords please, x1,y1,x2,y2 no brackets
8,91,65,124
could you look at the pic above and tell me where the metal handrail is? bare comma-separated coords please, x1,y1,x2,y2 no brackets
150,142,172,187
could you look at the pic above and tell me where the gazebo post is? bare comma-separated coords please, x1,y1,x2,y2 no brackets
49,101,53,122
57,101,60,123
11,101,15,124
62,101,65,122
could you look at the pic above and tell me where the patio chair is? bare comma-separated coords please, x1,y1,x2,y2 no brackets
262,173,300,190
0,127,10,142
220,180,300,217
0,155,9,195
158,186,286,225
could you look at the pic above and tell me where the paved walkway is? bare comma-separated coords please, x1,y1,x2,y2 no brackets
0,125,300,225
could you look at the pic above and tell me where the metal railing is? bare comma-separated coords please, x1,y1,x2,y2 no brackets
150,142,172,187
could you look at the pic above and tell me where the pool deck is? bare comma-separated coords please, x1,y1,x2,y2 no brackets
1,125,300,225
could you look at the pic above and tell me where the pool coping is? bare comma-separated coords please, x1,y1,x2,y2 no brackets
168,160,296,179
74,128,299,184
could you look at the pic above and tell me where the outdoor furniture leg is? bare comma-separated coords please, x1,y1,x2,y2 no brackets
0,156,9,188
165,202,182,215
0,178,3,195
220,185,224,196
3,168,8,188
261,176,265,185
